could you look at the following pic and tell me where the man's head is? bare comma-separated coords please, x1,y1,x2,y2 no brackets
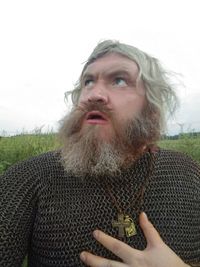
59,40,178,178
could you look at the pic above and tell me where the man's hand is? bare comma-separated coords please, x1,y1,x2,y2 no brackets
80,212,189,267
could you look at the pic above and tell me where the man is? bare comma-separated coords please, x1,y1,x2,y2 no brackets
0,40,200,267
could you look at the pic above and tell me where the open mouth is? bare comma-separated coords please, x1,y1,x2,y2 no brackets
86,111,107,123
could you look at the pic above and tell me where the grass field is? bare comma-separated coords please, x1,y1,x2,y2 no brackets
159,134,200,163
0,133,200,267
0,133,60,174
1,133,200,175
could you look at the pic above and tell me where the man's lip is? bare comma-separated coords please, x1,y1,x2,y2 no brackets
85,111,108,121
86,119,108,125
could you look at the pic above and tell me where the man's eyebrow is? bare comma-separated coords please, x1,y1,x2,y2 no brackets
81,68,139,83
82,69,133,79
105,69,139,82
105,69,132,77
81,72,95,82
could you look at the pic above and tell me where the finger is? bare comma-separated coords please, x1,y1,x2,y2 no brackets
80,251,125,267
92,230,138,264
139,212,163,247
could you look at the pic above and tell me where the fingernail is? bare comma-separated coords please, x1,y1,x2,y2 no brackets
142,212,148,220
80,252,86,261
93,230,99,239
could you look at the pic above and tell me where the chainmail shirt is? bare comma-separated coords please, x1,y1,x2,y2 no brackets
0,148,200,266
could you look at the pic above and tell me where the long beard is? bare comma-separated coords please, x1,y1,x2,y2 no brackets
58,102,159,178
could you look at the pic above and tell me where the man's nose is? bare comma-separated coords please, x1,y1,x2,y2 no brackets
85,86,108,104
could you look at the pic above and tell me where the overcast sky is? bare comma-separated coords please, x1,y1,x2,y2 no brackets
0,0,200,136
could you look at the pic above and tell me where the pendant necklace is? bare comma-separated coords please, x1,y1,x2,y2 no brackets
103,146,157,238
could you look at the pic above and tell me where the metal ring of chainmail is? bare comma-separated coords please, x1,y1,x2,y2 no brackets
0,148,200,266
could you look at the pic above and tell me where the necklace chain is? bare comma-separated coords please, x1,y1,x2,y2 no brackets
103,146,157,237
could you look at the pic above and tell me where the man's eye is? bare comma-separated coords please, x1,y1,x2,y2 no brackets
84,79,94,87
114,77,127,86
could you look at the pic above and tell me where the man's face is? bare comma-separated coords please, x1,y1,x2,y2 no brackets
78,53,146,141
59,53,158,178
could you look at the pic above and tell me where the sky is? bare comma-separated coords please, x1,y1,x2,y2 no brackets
0,0,200,136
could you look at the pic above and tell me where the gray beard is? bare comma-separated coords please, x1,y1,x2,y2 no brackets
61,137,124,178
58,103,160,178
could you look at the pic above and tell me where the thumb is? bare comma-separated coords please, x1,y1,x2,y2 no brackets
139,212,163,247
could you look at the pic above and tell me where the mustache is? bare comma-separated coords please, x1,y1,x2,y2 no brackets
76,101,113,116
62,102,113,138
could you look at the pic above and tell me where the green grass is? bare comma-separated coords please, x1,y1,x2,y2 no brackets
159,134,200,163
1,133,200,175
0,133,61,174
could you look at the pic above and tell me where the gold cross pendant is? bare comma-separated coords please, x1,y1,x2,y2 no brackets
112,214,137,238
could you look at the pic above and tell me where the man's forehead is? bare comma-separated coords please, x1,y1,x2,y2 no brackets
82,54,139,78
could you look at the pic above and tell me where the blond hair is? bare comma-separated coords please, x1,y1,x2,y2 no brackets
66,40,178,133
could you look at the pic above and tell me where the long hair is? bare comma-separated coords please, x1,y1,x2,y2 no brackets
66,40,178,134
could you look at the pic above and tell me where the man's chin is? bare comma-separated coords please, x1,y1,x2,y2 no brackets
81,124,114,143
